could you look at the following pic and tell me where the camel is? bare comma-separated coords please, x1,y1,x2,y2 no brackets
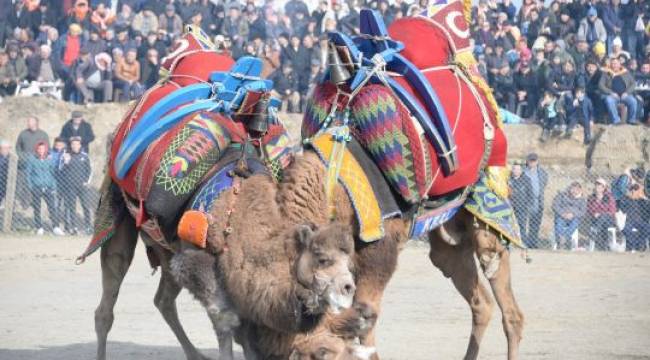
94,149,523,360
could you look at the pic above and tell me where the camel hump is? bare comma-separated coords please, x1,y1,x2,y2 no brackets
388,17,452,69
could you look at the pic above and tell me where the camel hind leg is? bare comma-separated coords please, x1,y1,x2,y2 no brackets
473,227,524,360
149,244,211,360
428,218,494,360
95,215,138,360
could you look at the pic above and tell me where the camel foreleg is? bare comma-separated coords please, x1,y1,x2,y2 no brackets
474,229,524,360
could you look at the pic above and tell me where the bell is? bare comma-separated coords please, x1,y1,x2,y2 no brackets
245,96,270,135
328,43,351,85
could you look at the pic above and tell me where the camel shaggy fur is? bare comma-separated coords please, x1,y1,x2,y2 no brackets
94,150,523,360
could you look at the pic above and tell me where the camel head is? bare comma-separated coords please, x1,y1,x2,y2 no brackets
289,336,376,360
294,223,356,314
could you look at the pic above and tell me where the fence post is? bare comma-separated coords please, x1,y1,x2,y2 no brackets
3,154,18,232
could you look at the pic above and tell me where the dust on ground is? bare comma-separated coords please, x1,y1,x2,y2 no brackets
0,235,649,360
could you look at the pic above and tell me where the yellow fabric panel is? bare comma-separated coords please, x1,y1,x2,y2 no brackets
312,134,384,242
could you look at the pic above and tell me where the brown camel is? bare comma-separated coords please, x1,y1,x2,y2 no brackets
94,151,523,360
263,151,524,360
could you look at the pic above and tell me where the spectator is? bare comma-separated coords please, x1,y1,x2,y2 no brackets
618,182,650,251
114,3,135,30
50,137,67,227
158,4,183,39
0,49,18,96
587,178,617,250
602,0,624,51
610,37,630,63
514,60,538,118
524,153,548,248
60,110,95,153
565,87,594,144
599,57,638,125
132,5,159,36
538,89,563,142
0,140,10,207
26,141,64,236
60,136,92,235
247,9,267,42
113,26,137,52
7,43,28,86
577,7,607,47
86,29,108,57
509,161,534,246
73,48,113,104
494,64,516,112
552,182,587,250
114,48,143,101
90,2,116,34
57,23,85,75
221,5,248,49
270,63,300,113
140,48,159,88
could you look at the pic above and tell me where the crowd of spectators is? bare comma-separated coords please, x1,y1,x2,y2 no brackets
509,153,649,252
0,0,649,129
0,114,93,236
474,0,650,144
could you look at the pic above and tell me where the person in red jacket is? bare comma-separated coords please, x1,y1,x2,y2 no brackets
587,178,617,250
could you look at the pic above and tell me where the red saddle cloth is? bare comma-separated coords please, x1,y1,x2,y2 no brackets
304,16,507,203
109,32,235,201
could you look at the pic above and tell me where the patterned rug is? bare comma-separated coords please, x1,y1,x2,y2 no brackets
464,172,524,248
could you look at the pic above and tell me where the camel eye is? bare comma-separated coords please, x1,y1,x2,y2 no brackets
318,257,333,267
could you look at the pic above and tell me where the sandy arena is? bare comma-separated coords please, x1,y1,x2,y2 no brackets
1,235,649,360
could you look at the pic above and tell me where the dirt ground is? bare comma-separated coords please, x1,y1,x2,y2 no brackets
1,235,649,360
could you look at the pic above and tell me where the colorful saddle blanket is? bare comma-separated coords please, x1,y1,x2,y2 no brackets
303,13,507,205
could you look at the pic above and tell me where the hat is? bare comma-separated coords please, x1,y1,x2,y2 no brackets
592,42,606,58
595,178,607,186
71,110,84,118
587,7,597,17
165,4,175,11
526,153,538,161
69,136,82,143
612,37,622,48
94,52,112,70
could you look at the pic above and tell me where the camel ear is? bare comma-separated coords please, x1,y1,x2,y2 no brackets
295,224,315,248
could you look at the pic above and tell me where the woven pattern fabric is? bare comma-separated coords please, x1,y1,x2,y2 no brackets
311,133,384,242
302,84,337,139
350,85,427,204
155,113,231,196
464,172,523,248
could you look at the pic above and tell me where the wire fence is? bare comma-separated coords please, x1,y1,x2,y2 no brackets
0,140,648,252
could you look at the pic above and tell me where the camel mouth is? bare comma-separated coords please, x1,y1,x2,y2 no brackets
326,291,354,314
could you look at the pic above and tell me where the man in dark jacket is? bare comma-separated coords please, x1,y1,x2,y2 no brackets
494,64,516,112
270,63,301,113
514,61,538,118
59,111,95,154
552,182,587,250
565,87,594,144
73,48,113,104
509,162,533,246
524,153,548,248
599,57,638,124
0,140,10,207
61,137,92,234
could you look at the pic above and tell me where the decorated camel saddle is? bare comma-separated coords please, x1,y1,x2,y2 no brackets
78,27,292,261
303,9,521,246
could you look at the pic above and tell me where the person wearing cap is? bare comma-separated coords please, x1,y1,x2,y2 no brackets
586,178,617,250
59,110,95,154
26,141,64,236
577,7,607,46
552,182,587,250
60,136,92,235
610,37,630,63
73,47,113,104
524,153,548,248
159,4,183,38
599,57,638,125
0,140,11,207
617,178,650,252
132,5,159,37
